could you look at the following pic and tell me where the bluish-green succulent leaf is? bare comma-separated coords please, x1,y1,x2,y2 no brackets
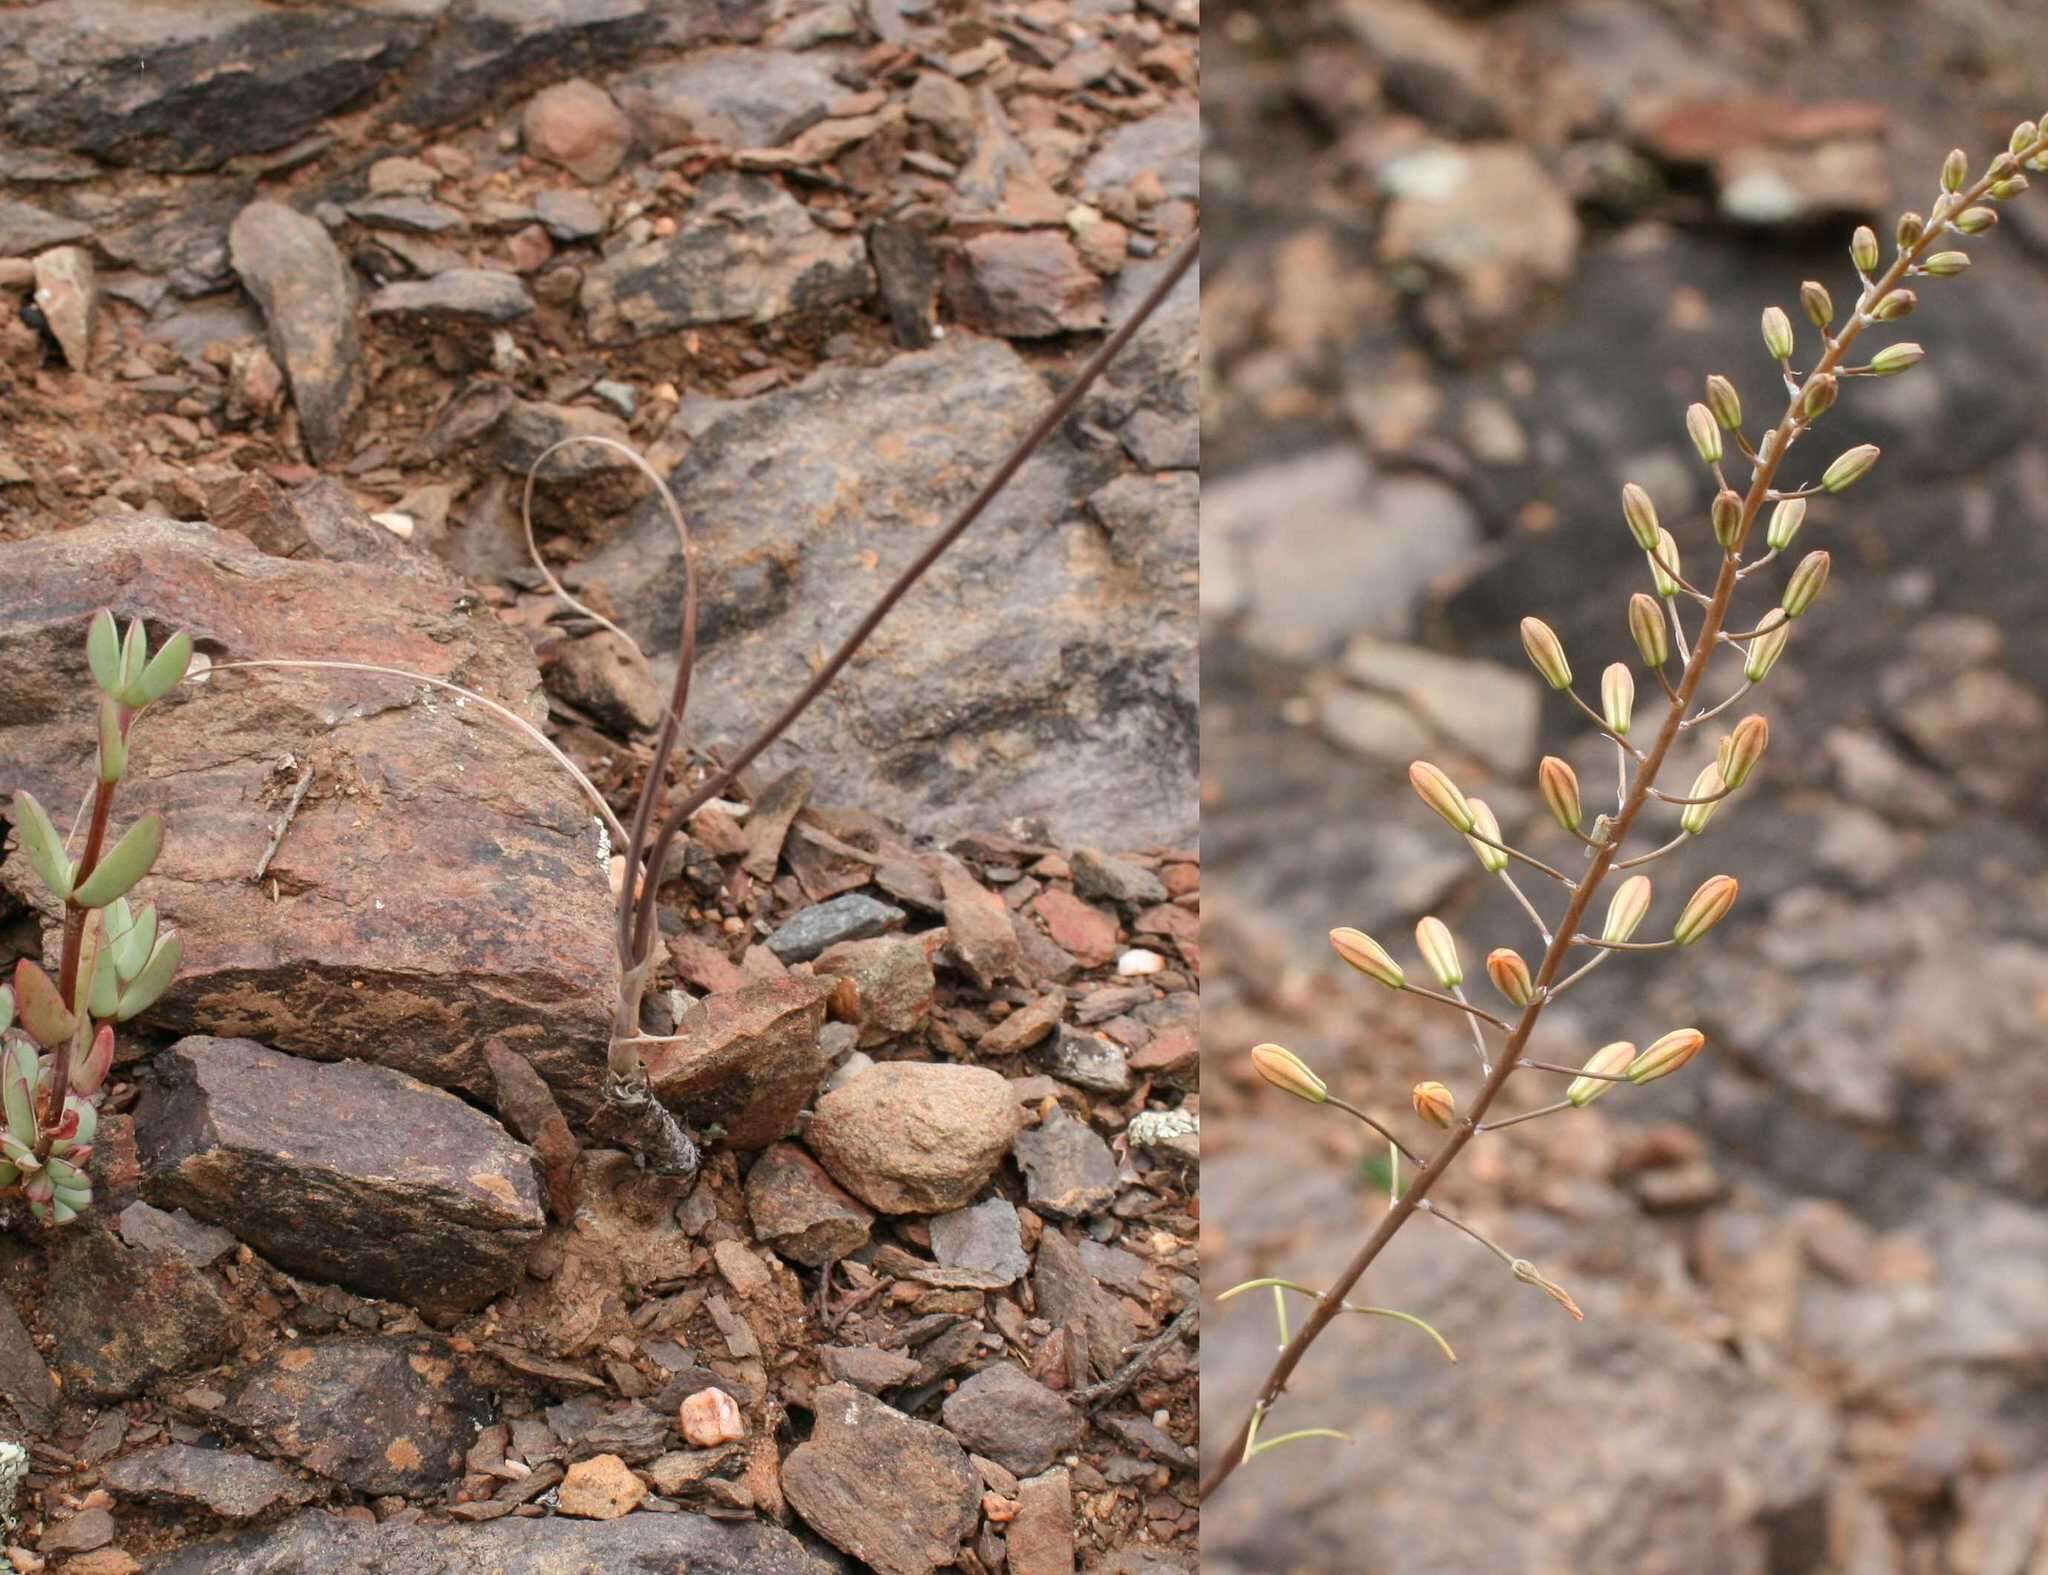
72,814,161,908
87,609,121,696
12,791,72,901
138,630,193,704
116,933,181,1021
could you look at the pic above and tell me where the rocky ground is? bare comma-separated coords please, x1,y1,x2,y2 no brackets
0,1,1198,1571
1202,1,2048,1572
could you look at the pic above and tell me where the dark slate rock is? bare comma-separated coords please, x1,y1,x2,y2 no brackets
42,1214,237,1400
0,198,89,255
137,1037,545,1318
940,1364,1082,1477
765,893,907,963
782,1384,979,1575
367,269,535,324
105,1444,315,1522
745,1141,875,1267
929,1197,1029,1284
345,196,467,235
227,200,364,463
1012,1105,1120,1218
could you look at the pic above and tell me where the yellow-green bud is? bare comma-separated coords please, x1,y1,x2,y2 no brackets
1331,927,1404,989
1602,874,1652,943
1680,764,1726,835
1251,1043,1327,1104
1486,947,1535,1007
1760,305,1795,361
1620,481,1660,551
1704,375,1742,432
2012,121,2038,156
1626,1028,1707,1085
1628,592,1668,667
1954,206,1998,234
1685,402,1722,465
1798,281,1832,330
1601,662,1635,737
1766,496,1807,552
1801,372,1838,420
1716,714,1769,789
1921,251,1970,277
1744,609,1791,682
1895,211,1924,250
1537,756,1582,832
1710,488,1744,550
1782,550,1830,617
1850,225,1880,273
1821,443,1880,493
1868,342,1924,376
1643,528,1680,598
1411,1080,1456,1130
1409,761,1476,832
1520,616,1572,691
1567,1041,1636,1107
1416,916,1462,989
1940,148,1967,192
1992,175,2030,200
1672,875,1739,946
1871,290,1917,322
1465,798,1509,874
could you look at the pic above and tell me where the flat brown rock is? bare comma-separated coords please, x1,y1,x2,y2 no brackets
783,1383,979,1575
641,976,834,1149
804,1062,1022,1214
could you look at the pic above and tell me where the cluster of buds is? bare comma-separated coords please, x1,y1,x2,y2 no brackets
3,612,189,1225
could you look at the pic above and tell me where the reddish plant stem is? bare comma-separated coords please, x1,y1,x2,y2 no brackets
1200,152,2026,1501
38,775,116,1159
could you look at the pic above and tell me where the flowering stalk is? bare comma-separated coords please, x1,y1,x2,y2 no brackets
1203,123,2048,1501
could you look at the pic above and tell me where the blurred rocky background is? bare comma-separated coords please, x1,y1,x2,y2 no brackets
1199,1,2048,1570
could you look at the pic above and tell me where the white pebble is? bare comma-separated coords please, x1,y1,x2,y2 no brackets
370,511,415,540
1117,948,1166,976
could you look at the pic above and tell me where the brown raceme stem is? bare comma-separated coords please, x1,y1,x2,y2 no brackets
1199,141,2038,1501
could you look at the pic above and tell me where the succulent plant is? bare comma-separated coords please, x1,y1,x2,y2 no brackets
3,611,189,1226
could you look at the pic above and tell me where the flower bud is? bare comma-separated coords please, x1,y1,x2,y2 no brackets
1685,402,1722,465
1628,592,1668,667
1602,874,1652,943
1744,608,1790,682
1782,550,1830,617
1920,251,1970,277
1716,713,1768,789
1673,875,1739,945
1821,443,1880,493
1992,175,2030,200
1601,662,1635,737
1567,1041,1636,1108
1871,290,1917,322
1710,488,1744,549
1410,761,1476,832
1896,210,1924,250
1760,305,1795,360
1954,206,1998,233
1626,1028,1707,1085
1251,1043,1327,1104
1620,481,1660,551
1679,765,1726,835
1486,947,1536,1007
1704,374,1742,432
1801,372,1837,420
1868,342,1924,376
1416,916,1462,989
1331,927,1404,989
1850,225,1879,272
2012,121,2037,156
1412,1080,1456,1129
1941,147,1967,192
1520,617,1572,691
1646,528,1682,598
1464,798,1509,873
1538,756,1582,831
1798,280,1833,330
1766,496,1807,552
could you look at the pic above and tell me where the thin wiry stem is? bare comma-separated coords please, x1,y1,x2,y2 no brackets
1575,935,1677,953
1480,1099,1573,1132
1452,986,1492,1074
1613,833,1687,871
1666,596,1692,665
1650,778,1739,807
1566,687,1644,755
1684,679,1755,728
1520,1058,1627,1080
1459,827,1574,887
1401,985,1512,1033
1546,947,1613,997
1613,738,1629,813
1736,547,1782,579
1325,1098,1426,1168
1498,869,1553,947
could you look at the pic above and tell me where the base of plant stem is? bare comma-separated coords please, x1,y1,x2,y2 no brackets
588,1073,701,1182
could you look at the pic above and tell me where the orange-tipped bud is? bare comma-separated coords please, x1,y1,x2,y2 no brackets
1537,756,1582,831
1331,927,1403,989
1464,798,1509,874
1685,402,1722,464
1520,617,1572,690
1566,1040,1636,1107
1783,550,1830,617
1798,281,1833,330
1704,375,1742,432
1646,529,1682,598
1710,488,1744,550
1626,1028,1707,1084
1251,1043,1327,1104
1716,714,1769,789
1412,1080,1456,1129
1416,916,1462,989
1673,875,1739,945
1486,947,1536,1007
1801,372,1838,421
1410,761,1476,832
1602,874,1652,943
1679,765,1726,835
1601,662,1634,737
1620,482,1659,550
1628,593,1668,667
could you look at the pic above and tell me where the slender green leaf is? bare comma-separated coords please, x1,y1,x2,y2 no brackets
87,609,121,696
2,1035,37,1147
1244,1428,1351,1460
96,697,126,783
116,933,180,1022
12,959,75,1049
72,814,161,908
138,630,193,704
117,902,157,981
117,617,147,696
88,938,118,1019
11,790,72,901
0,1159,17,1189
1342,1305,1458,1364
